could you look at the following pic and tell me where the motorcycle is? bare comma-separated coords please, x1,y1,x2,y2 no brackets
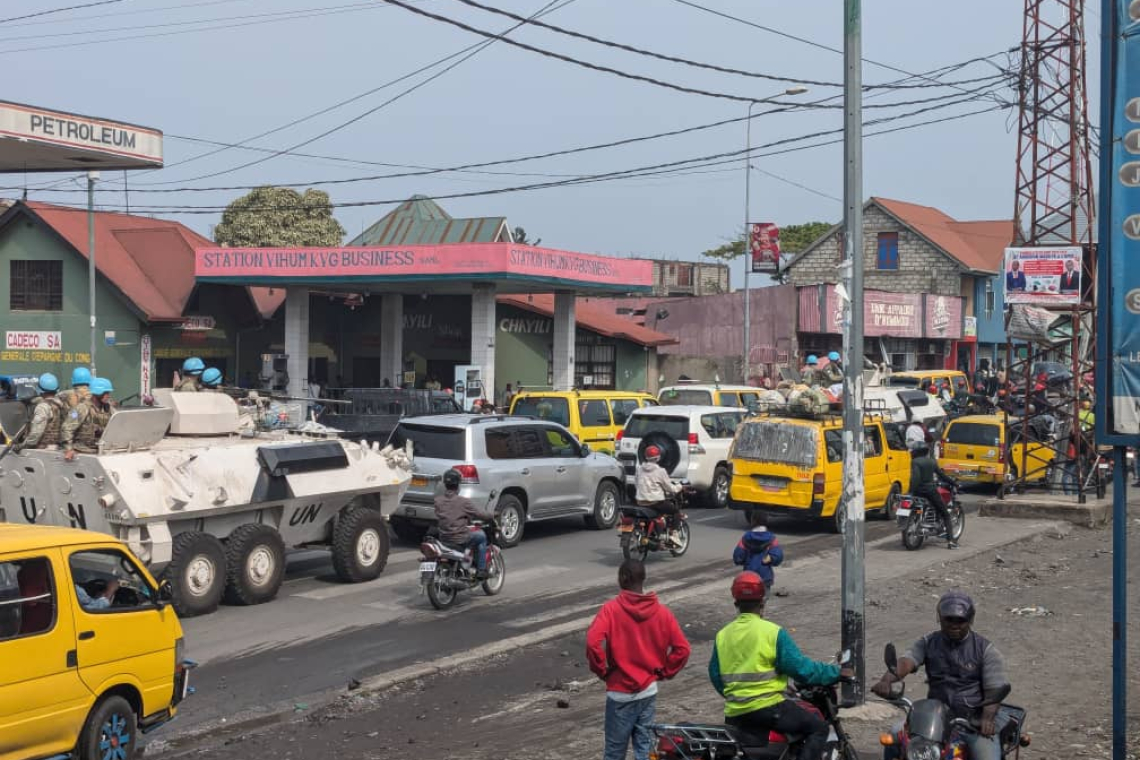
648,651,858,760
895,478,965,551
418,493,506,609
878,643,1030,759
618,483,692,560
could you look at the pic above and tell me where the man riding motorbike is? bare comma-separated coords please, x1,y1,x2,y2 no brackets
910,443,958,549
635,445,683,547
709,572,851,760
872,591,1010,760
434,468,495,579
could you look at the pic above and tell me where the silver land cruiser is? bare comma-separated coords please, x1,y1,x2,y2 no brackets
386,415,625,547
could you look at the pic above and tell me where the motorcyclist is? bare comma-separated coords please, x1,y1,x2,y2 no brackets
872,591,1010,760
709,572,851,760
910,443,958,548
433,468,495,579
635,444,683,546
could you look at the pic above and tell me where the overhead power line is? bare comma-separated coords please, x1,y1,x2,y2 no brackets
0,0,122,25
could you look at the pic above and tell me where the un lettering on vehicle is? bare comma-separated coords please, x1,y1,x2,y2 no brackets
288,503,322,526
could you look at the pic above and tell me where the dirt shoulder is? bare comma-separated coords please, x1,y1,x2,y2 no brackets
156,508,1140,760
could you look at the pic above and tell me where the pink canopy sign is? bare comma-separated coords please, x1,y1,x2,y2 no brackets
825,287,923,337
195,243,653,290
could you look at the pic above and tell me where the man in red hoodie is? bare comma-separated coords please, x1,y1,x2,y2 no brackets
586,559,691,760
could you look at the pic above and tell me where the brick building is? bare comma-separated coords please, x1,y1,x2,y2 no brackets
784,197,1014,372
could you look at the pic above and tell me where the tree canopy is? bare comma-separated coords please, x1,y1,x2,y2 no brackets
701,221,833,261
213,186,346,247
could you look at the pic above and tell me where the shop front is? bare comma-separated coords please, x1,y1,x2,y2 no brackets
797,284,964,370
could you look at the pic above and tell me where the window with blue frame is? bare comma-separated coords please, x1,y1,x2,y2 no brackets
876,232,899,270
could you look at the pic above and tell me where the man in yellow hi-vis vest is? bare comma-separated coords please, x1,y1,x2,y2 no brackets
709,572,849,759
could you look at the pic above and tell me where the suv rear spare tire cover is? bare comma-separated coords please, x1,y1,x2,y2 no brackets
638,433,681,474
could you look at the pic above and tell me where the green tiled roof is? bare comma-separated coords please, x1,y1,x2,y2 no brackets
349,195,510,246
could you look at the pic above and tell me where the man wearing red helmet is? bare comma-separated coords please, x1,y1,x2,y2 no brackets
709,572,849,759
635,444,684,545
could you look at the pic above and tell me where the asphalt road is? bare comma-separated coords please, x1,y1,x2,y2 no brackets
168,493,989,741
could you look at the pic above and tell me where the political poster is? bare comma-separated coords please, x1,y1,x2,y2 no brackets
749,222,780,274
1002,247,1083,305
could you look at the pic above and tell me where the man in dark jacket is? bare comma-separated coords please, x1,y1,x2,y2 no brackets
910,444,957,549
732,512,784,590
433,469,494,578
873,591,1009,760
586,560,691,760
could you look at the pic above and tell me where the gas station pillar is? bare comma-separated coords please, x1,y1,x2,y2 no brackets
380,293,403,386
284,286,310,398
471,284,497,405
553,292,576,390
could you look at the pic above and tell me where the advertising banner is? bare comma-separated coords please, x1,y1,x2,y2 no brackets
1103,1,1140,436
140,334,152,396
1003,246,1083,304
749,222,780,274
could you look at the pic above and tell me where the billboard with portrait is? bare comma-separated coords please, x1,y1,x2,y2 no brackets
1002,246,1083,305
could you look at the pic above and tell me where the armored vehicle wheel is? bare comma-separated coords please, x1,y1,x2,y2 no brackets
223,524,286,606
332,506,390,583
166,532,227,617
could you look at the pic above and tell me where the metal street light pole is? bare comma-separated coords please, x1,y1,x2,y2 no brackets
743,86,808,384
87,170,99,376
840,0,866,707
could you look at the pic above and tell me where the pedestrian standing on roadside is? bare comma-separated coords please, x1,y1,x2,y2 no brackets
586,559,691,760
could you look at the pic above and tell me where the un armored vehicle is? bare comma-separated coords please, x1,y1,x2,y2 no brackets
0,391,413,616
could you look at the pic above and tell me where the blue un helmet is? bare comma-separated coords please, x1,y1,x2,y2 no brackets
828,351,841,362
182,357,205,376
201,367,223,388
71,367,92,387
806,354,819,366
37,373,60,393
90,378,114,398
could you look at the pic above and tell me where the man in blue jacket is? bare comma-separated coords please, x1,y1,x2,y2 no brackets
709,572,848,760
732,512,783,591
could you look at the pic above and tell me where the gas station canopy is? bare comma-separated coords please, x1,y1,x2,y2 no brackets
0,100,163,172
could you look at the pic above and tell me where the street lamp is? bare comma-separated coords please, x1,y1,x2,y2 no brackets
743,86,809,383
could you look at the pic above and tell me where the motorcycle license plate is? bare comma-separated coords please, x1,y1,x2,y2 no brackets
419,562,437,573
619,524,634,533
895,507,911,517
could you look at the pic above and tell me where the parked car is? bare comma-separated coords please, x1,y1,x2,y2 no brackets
1031,361,1074,388
0,523,194,760
386,414,625,547
728,409,912,532
616,405,747,508
508,390,657,454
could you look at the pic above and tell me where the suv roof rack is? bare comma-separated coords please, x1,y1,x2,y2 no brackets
468,414,524,425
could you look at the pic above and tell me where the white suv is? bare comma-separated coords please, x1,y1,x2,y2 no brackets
616,405,747,508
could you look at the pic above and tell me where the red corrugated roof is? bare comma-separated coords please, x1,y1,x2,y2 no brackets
497,294,677,347
873,197,1014,275
18,201,283,320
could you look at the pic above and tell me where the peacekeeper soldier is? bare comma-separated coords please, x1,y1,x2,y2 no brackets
62,378,115,461
176,357,206,392
200,367,223,392
21,373,66,450
58,366,93,410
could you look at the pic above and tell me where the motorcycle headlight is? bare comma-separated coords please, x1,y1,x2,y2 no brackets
906,740,941,760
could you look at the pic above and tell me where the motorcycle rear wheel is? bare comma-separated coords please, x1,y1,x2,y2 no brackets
482,550,506,596
427,567,458,609
902,513,925,551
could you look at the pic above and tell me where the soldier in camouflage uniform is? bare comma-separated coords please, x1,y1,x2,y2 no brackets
22,373,66,450
177,356,205,392
58,366,93,411
63,377,114,461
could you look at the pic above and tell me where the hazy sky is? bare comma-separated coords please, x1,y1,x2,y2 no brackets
2,0,1102,270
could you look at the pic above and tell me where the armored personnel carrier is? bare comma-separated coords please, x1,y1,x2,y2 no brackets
0,391,413,616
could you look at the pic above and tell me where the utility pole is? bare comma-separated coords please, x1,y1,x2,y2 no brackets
742,101,758,384
87,170,99,375
840,0,866,707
